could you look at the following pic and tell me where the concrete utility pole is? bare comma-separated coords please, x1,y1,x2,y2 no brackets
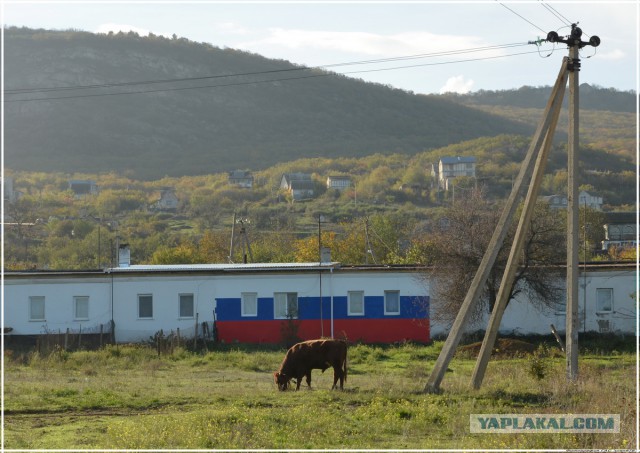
424,58,570,394
547,24,600,381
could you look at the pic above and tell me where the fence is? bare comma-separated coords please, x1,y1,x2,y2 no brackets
4,322,114,354
4,320,217,355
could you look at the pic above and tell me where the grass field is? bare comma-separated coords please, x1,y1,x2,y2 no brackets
3,340,637,450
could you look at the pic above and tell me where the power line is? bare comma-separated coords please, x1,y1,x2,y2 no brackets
495,0,548,34
5,42,531,95
3,49,546,103
539,1,573,27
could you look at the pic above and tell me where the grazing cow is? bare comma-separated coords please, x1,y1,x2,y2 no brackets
274,339,348,391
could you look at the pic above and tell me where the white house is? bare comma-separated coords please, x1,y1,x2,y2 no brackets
326,176,352,191
579,190,603,211
228,170,254,189
602,212,637,251
68,180,98,198
435,156,476,190
152,188,179,211
280,173,315,201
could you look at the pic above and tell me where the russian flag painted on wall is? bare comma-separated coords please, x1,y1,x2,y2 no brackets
215,295,429,344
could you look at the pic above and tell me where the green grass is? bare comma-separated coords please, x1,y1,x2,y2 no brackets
3,341,636,449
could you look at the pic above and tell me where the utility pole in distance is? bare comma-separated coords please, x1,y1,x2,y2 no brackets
547,24,600,381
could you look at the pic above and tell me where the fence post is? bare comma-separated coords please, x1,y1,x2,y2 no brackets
65,328,69,351
177,328,181,348
100,324,104,348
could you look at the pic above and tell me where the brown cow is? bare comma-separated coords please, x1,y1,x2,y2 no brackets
274,339,347,391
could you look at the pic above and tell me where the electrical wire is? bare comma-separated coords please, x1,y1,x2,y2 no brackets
539,1,573,27
5,42,531,95
495,0,548,34
3,49,547,103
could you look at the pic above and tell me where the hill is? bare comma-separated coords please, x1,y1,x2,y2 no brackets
4,27,535,179
441,84,636,113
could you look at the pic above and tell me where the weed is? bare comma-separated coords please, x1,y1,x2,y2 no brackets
526,343,551,380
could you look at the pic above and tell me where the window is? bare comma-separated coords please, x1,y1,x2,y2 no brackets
242,292,258,317
74,296,89,320
179,294,194,318
348,291,364,316
274,292,298,319
596,288,613,312
29,296,45,321
138,294,153,319
384,291,400,315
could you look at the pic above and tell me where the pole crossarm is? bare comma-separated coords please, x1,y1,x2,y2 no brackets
424,57,570,394
470,66,568,389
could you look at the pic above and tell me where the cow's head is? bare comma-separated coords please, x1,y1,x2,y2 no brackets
273,371,290,391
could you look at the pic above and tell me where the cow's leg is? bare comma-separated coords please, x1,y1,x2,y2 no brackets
331,363,345,390
295,376,302,391
331,366,340,390
305,371,312,389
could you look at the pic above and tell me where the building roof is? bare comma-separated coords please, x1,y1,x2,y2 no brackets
440,156,476,164
604,212,636,224
109,262,340,273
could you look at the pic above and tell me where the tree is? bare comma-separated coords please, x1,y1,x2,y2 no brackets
425,187,565,328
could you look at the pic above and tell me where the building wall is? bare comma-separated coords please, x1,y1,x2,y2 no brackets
5,266,635,345
4,276,113,336
4,268,430,344
428,268,636,337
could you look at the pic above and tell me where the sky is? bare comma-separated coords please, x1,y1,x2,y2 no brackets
2,1,638,95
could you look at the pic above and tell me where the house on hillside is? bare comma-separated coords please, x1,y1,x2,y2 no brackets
541,194,568,209
2,176,20,204
281,173,315,201
68,180,98,198
541,191,603,211
433,156,476,190
602,212,636,251
228,170,254,188
326,175,352,191
579,190,603,211
152,188,179,211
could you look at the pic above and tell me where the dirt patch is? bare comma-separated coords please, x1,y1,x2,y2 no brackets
456,338,536,359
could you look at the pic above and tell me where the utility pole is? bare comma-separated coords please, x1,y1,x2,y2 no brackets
470,62,567,389
547,24,600,381
319,214,324,337
425,58,570,394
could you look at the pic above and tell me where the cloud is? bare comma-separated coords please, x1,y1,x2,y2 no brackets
237,28,493,57
439,75,474,94
215,22,250,35
595,49,625,60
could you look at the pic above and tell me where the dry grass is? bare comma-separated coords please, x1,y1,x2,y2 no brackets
3,342,636,450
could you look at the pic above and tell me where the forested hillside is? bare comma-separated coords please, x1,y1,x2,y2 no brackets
441,84,636,113
5,134,635,270
5,27,532,179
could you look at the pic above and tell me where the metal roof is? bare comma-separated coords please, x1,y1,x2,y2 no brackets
440,156,476,164
107,262,341,273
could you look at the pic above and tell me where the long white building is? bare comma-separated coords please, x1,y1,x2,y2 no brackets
3,262,636,345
